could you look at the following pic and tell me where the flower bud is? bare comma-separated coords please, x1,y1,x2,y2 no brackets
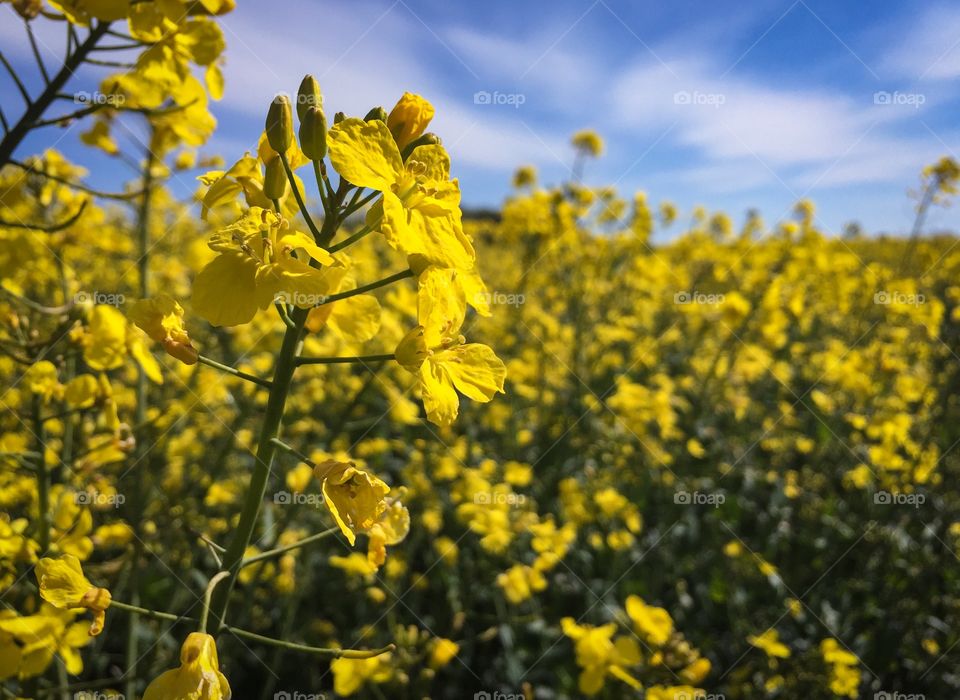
299,106,328,161
296,75,322,121
265,94,293,154
333,111,345,124
364,106,388,122
262,156,287,200
401,132,441,161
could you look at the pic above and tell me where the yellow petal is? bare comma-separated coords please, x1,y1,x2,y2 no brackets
192,253,261,326
328,118,402,192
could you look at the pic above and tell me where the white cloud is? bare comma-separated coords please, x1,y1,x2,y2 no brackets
882,3,960,80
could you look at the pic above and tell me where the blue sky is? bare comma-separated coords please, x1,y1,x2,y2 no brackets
5,0,960,237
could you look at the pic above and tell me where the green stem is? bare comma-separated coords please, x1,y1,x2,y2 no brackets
240,527,339,568
197,354,273,389
296,353,394,366
280,151,322,242
33,396,49,553
109,601,393,659
328,218,380,253
200,571,230,632
312,159,329,212
224,627,395,659
206,306,308,632
317,269,413,306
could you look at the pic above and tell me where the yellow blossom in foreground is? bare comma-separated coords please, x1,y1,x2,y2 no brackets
314,459,390,546
327,117,474,269
561,617,641,696
192,207,336,326
142,632,231,700
396,267,506,426
366,499,410,567
35,555,111,636
129,294,199,365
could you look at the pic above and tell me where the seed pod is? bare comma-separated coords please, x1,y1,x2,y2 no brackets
296,75,322,121
299,106,328,161
265,94,293,154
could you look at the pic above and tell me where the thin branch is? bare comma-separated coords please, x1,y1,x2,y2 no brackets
240,527,340,568
0,51,31,105
197,354,273,389
10,159,144,200
315,269,413,307
0,199,88,233
25,22,51,84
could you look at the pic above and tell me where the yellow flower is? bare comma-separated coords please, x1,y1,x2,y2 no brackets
314,459,390,546
142,632,231,700
396,268,506,426
0,606,92,678
387,92,435,151
366,499,410,567
747,629,791,659
561,617,641,696
625,595,673,647
571,129,604,157
331,654,392,696
35,555,111,636
24,360,62,403
496,564,546,604
129,294,199,365
192,207,336,326
327,118,475,269
428,637,460,669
